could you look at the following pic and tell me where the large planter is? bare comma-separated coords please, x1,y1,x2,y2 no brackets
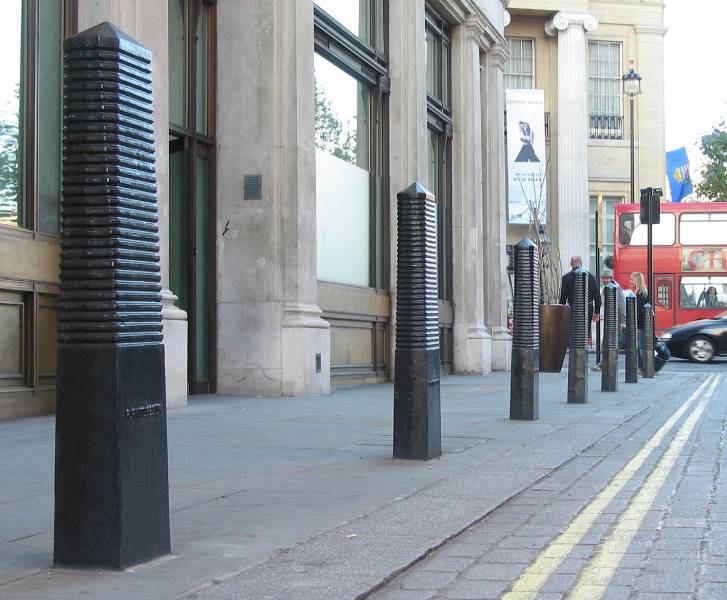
539,304,571,372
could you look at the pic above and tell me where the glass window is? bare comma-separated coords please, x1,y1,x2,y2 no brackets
169,0,187,127
0,1,24,228
679,276,727,310
195,4,208,135
680,213,727,245
315,54,371,287
425,5,452,302
314,0,386,51
618,213,676,246
589,196,619,275
588,41,622,140
505,38,534,90
425,11,450,108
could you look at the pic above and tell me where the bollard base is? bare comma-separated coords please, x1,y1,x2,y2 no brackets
601,347,618,392
510,348,539,420
394,349,441,460
567,348,588,404
625,349,638,383
54,344,170,570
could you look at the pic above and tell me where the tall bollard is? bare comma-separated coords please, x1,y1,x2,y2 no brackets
643,303,655,378
510,239,539,420
393,183,441,460
601,283,618,391
625,294,638,383
567,268,589,404
54,23,170,569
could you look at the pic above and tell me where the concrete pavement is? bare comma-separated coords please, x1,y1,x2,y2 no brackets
0,365,706,599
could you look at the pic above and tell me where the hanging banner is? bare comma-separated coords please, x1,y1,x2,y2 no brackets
506,89,547,224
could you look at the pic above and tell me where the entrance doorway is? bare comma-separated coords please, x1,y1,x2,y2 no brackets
169,135,214,394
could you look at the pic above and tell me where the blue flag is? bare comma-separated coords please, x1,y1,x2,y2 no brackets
666,147,693,202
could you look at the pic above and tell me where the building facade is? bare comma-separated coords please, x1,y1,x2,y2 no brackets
0,0,514,420
504,0,666,276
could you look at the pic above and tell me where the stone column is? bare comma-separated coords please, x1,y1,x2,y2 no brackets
77,0,188,408
450,20,491,374
216,0,329,396
545,12,598,273
387,0,429,378
483,42,512,371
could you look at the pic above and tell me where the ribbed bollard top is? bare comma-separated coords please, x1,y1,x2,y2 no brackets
60,22,162,346
512,239,539,350
396,183,439,351
626,295,637,343
604,283,618,349
569,268,589,349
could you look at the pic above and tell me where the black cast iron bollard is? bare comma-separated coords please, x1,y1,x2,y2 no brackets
510,239,539,420
601,283,618,391
643,303,655,378
54,22,170,570
393,183,441,460
625,295,638,383
567,268,589,404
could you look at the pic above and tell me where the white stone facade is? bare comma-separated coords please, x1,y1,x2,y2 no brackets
66,0,515,407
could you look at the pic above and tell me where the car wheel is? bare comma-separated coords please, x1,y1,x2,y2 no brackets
686,336,715,363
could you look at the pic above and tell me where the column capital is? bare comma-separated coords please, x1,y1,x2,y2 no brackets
545,12,598,37
486,43,509,70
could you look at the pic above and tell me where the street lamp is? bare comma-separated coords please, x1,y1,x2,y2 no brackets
622,61,642,204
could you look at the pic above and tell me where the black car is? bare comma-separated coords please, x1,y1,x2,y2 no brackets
661,310,727,363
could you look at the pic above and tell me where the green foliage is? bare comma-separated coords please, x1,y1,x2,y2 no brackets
695,120,727,201
314,82,357,165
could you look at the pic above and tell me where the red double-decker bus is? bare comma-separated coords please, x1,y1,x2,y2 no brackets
613,202,727,333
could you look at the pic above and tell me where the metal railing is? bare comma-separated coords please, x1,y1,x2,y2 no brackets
589,114,624,140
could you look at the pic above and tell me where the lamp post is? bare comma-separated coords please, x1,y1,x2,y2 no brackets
622,61,642,204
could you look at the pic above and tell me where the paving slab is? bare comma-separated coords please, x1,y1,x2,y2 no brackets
0,368,701,599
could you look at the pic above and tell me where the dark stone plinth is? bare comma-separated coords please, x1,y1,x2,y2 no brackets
567,348,588,404
54,344,170,569
394,349,441,460
643,303,655,378
601,284,618,392
510,348,539,420
625,296,638,383
601,345,618,391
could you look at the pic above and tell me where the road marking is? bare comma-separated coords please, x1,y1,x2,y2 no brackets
502,375,716,600
568,374,721,599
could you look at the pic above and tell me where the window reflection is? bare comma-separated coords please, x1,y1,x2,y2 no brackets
0,0,23,228
315,54,371,287
680,213,727,246
618,213,676,246
315,0,374,45
680,276,727,309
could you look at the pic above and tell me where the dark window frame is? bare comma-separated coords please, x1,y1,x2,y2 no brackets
314,2,390,292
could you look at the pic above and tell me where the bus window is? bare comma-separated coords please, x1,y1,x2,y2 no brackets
680,213,727,245
679,276,727,309
619,213,676,246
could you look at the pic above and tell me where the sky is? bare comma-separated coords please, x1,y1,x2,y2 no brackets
664,0,727,189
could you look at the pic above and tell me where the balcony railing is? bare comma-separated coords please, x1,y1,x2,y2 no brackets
589,114,623,140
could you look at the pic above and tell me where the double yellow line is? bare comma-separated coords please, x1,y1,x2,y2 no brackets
503,374,720,600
